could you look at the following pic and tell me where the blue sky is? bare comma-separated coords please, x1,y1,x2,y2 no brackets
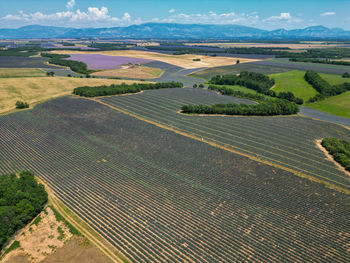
0,0,349,30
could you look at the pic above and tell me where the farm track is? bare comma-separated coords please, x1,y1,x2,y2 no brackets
1,95,350,262
98,88,350,193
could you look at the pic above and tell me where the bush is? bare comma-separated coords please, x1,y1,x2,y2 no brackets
15,101,29,109
321,138,350,171
0,171,48,251
343,72,350,78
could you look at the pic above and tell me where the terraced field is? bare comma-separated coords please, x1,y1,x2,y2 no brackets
0,96,350,262
99,88,350,193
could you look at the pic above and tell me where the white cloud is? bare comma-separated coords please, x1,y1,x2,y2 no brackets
0,5,138,28
169,8,175,14
320,12,336,17
66,0,75,10
265,12,292,21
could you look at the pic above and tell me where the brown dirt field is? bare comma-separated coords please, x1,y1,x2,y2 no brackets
2,206,72,263
92,65,164,79
51,50,258,69
186,42,342,49
41,237,113,263
0,76,150,114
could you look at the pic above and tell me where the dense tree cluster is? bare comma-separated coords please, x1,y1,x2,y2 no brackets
343,72,350,78
290,58,350,66
41,53,92,75
322,138,350,172
277,91,304,105
73,82,183,97
88,42,130,50
182,99,299,116
15,101,29,109
305,71,350,102
0,171,48,251
209,71,276,96
208,85,268,101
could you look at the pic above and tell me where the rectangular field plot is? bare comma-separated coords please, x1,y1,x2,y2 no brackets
1,96,350,262
99,88,350,193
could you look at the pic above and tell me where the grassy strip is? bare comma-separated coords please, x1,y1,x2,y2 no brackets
0,241,20,259
49,205,81,236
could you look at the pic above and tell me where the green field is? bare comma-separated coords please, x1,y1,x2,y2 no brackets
189,63,290,80
319,73,350,85
307,91,350,118
208,84,259,94
270,70,318,102
0,68,46,78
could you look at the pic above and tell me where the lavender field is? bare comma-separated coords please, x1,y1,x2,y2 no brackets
66,54,153,70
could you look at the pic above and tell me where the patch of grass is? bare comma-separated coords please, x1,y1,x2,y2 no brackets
319,73,350,85
306,91,350,118
57,226,65,240
48,245,56,252
50,205,81,236
2,241,20,258
0,68,46,78
270,70,318,102
208,84,259,95
30,215,41,226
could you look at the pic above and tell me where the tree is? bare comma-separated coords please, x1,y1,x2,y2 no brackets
15,101,29,109
236,60,240,64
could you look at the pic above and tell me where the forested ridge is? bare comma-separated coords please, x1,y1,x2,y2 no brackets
0,171,48,251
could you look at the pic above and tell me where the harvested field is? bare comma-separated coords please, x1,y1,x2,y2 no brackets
0,95,349,262
0,77,149,114
189,63,291,79
51,50,256,69
92,65,163,79
270,70,318,102
0,68,46,78
66,54,153,70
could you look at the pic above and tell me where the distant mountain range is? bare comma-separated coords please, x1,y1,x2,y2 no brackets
1,23,350,40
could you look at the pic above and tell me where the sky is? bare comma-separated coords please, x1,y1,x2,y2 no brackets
0,0,349,30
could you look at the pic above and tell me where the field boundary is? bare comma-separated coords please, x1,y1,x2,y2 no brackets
316,139,350,177
36,177,128,263
92,98,350,195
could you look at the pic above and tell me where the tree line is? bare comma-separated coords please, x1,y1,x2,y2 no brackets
209,71,303,104
290,58,350,66
304,70,350,102
0,171,48,251
321,138,350,172
41,53,93,75
73,82,183,97
182,99,299,116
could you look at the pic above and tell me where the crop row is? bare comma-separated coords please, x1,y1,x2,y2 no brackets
99,88,350,192
0,96,350,262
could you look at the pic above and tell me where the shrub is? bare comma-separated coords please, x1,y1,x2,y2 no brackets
15,101,29,109
321,138,350,171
